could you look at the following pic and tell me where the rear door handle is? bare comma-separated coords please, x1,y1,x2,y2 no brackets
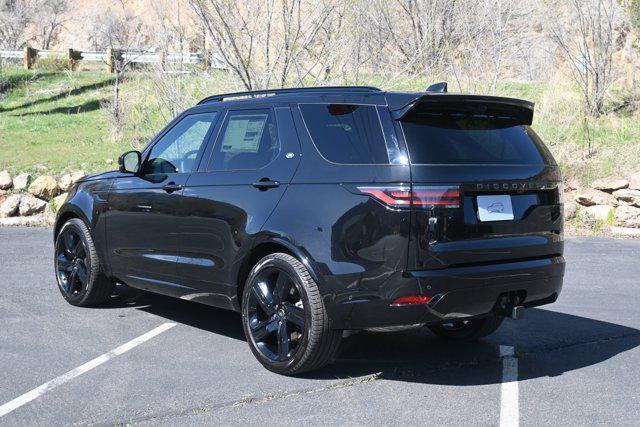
252,179,280,190
162,182,182,193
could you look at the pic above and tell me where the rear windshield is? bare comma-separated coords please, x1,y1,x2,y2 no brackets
401,114,549,165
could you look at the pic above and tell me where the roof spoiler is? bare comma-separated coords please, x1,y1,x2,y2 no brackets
426,82,447,93
389,93,534,125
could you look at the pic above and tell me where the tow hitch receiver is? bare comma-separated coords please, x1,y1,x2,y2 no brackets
496,292,526,319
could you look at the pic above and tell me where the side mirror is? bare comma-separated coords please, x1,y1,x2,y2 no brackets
118,150,141,174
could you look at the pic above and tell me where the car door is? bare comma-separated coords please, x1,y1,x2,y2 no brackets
174,106,301,308
106,111,219,295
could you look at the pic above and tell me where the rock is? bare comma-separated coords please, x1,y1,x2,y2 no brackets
575,188,618,207
12,172,32,190
615,205,640,228
564,201,577,219
106,158,114,165
28,175,59,200
53,193,69,211
0,193,5,207
591,177,629,192
42,203,56,222
18,195,47,216
613,188,640,207
0,215,54,227
0,170,12,190
0,195,21,218
611,226,640,237
564,177,581,191
59,171,85,192
629,171,640,190
583,205,615,223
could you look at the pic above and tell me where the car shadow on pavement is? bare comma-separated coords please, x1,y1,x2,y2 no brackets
316,309,640,385
99,286,640,385
99,284,245,341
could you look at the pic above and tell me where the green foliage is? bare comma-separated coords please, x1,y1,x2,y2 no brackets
34,57,69,71
606,207,617,226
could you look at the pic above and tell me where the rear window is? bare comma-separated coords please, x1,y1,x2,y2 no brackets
401,114,548,165
299,104,389,164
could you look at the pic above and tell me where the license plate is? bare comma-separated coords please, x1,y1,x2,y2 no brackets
477,195,514,221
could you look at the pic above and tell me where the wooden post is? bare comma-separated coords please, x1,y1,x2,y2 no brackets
23,46,36,69
67,48,74,70
107,48,114,73
107,48,122,73
159,50,166,71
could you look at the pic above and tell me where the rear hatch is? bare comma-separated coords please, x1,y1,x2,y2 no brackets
396,95,563,270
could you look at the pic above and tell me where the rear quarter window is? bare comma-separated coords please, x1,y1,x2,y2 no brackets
299,104,390,164
401,114,550,165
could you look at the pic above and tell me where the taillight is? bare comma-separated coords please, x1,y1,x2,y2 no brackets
357,185,460,208
412,186,460,208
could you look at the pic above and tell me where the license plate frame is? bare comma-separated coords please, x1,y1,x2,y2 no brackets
477,195,514,222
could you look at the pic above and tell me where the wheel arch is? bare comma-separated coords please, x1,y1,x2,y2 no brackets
53,206,90,240
235,237,322,310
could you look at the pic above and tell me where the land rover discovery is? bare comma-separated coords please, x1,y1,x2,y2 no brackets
53,84,565,374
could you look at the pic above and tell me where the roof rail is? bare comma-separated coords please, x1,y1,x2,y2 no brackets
197,86,382,105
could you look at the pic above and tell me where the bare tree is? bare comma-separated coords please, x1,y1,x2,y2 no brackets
550,0,620,117
33,0,71,50
373,0,459,77
89,1,148,138
0,0,32,49
148,0,195,122
187,0,338,90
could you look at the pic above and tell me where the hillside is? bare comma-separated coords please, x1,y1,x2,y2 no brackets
1,67,640,185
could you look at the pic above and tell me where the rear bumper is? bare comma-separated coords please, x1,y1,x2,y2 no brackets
328,256,565,329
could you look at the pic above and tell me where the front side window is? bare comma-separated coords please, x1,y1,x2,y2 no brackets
142,112,217,174
299,104,389,164
208,109,279,170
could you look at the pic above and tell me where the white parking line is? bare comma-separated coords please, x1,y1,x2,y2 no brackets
499,345,519,427
0,322,177,418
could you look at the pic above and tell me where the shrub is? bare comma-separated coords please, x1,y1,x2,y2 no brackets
34,57,69,71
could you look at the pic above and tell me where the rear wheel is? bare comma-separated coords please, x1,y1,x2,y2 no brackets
427,315,504,340
241,253,341,375
54,218,115,306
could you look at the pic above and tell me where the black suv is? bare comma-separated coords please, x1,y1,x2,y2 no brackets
54,85,565,374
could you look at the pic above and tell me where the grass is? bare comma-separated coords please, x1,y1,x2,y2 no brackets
0,69,122,175
1,67,639,182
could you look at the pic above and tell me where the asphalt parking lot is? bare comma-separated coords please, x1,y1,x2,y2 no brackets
1,227,639,426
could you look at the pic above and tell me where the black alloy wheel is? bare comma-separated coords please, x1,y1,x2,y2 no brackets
54,218,115,306
241,253,342,375
246,267,306,362
56,228,89,298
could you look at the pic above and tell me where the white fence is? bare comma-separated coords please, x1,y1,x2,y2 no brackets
0,48,226,71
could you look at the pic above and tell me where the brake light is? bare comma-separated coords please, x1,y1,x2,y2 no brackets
391,295,433,306
357,186,460,208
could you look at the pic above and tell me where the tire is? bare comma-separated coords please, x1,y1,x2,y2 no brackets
427,314,504,340
54,218,115,306
241,253,341,375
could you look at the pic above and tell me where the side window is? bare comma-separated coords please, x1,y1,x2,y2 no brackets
141,112,217,174
299,104,389,164
208,109,279,171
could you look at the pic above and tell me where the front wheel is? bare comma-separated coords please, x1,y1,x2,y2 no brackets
427,315,504,340
241,253,341,375
54,218,115,306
